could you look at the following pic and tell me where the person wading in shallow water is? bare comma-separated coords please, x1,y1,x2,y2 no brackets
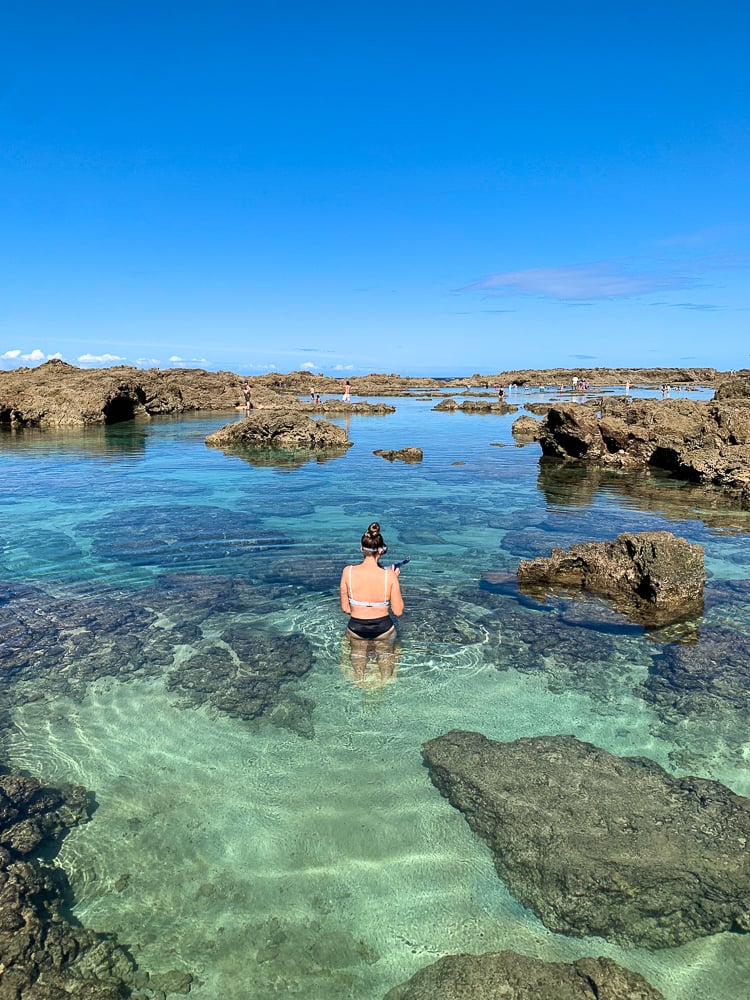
339,521,404,688
340,522,404,640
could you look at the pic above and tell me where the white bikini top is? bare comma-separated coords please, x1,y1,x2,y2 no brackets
347,565,389,608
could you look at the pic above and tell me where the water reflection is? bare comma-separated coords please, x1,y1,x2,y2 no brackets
537,458,750,533
0,422,148,456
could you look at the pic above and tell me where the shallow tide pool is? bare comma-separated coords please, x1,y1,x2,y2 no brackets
3,389,750,999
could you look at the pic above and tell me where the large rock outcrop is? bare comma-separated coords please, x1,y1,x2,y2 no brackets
537,397,750,506
0,359,269,426
421,730,750,948
205,410,353,458
0,360,401,428
383,951,665,1000
516,530,705,626
713,375,750,400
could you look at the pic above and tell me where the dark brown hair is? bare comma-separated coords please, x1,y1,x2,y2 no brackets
361,521,385,551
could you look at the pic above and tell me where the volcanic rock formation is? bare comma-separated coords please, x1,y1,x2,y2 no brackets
421,730,750,948
205,410,353,457
383,950,665,1000
516,530,705,626
373,447,423,463
0,770,137,997
537,396,750,506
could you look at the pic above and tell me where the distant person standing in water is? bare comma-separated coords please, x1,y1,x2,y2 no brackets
340,522,404,640
343,380,351,403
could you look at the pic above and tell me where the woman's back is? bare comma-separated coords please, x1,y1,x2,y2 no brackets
345,562,404,617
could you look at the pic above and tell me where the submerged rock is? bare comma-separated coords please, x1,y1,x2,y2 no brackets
421,730,750,948
0,769,136,997
383,950,665,1000
166,629,313,721
644,625,750,723
517,530,705,626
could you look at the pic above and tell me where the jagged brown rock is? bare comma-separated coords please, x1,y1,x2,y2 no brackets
481,366,717,388
421,730,750,948
516,530,705,626
373,447,423,463
0,359,263,426
383,950,665,1000
538,397,750,507
0,362,731,428
312,400,396,415
431,397,517,414
511,414,542,440
205,410,352,455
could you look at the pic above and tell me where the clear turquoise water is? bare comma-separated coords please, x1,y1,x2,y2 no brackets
3,389,750,999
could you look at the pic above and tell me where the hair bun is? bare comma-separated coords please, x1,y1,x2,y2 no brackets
368,521,380,534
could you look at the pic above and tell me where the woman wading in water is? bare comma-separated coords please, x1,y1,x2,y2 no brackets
339,522,404,687
340,521,404,638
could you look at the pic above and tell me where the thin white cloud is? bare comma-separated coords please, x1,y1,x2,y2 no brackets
47,352,63,360
332,364,355,371
464,262,690,301
168,355,184,362
301,362,318,370
77,353,126,364
21,349,46,361
1,349,21,359
465,253,750,303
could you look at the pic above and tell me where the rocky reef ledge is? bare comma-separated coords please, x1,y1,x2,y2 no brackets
0,768,137,997
422,730,750,948
384,950,665,1000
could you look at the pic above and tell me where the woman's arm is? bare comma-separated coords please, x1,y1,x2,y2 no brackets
339,568,352,614
389,571,404,617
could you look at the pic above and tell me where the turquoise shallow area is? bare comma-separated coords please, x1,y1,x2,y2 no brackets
3,388,750,999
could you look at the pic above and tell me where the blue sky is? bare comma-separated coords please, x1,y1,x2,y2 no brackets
1,1,748,376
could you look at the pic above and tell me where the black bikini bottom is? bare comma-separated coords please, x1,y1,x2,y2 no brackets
347,615,394,640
